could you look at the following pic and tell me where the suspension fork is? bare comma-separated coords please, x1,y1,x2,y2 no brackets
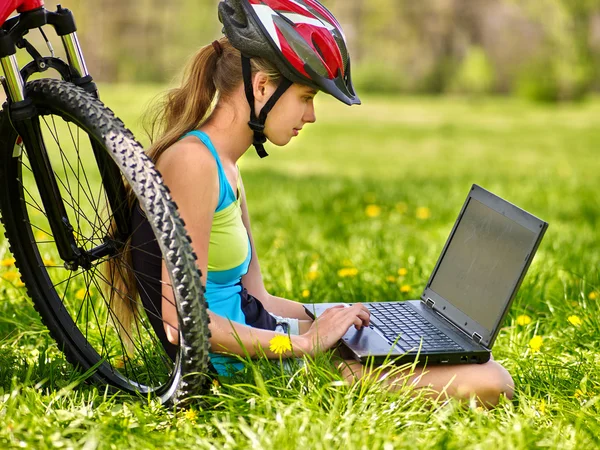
1,6,131,266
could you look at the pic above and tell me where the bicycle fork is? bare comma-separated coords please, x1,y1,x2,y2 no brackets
1,6,129,269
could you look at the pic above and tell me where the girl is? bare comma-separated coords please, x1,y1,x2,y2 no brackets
130,0,514,407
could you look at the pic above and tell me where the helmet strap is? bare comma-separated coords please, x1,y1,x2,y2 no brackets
241,55,292,158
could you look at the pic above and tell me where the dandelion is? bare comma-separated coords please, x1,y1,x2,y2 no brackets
114,358,126,369
307,271,319,280
395,202,408,214
42,256,56,266
516,315,532,326
589,292,598,300
2,270,20,281
338,267,358,278
567,315,583,327
574,389,585,399
302,289,310,298
386,276,396,283
416,207,431,220
1,258,15,267
269,335,292,355
184,409,198,421
529,335,543,352
538,399,546,415
15,280,25,288
365,204,381,218
307,262,319,280
397,268,408,277
400,285,411,293
75,288,90,300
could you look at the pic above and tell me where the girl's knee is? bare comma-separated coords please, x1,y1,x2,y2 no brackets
470,361,514,406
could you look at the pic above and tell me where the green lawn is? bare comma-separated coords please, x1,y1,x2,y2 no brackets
1,85,599,448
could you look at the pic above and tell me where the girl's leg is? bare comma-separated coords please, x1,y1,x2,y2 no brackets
335,350,514,408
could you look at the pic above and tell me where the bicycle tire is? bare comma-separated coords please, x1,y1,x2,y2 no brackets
0,78,211,405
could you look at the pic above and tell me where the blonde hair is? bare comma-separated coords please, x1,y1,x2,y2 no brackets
105,37,282,346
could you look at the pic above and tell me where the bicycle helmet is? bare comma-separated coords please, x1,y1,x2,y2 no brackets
218,0,360,157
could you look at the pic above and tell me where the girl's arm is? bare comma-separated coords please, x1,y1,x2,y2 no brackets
158,146,369,357
238,172,313,321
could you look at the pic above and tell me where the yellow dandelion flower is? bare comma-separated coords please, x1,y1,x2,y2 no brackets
307,270,319,280
589,292,598,300
302,289,310,298
42,257,56,266
114,358,126,369
269,335,292,355
516,315,532,326
365,204,381,218
15,280,25,288
574,389,584,399
397,268,408,277
386,276,396,282
2,270,20,281
567,315,583,327
416,207,431,220
184,409,198,421
1,258,16,267
338,267,358,278
75,288,90,300
529,335,543,352
538,399,546,415
400,285,411,293
395,202,408,214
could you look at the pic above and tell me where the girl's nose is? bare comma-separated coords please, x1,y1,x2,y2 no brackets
304,102,316,124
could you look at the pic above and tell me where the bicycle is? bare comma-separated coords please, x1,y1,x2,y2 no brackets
0,1,211,405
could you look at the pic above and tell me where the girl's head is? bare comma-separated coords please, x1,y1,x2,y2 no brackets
145,0,358,162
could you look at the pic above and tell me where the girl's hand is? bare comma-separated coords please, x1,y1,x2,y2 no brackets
298,303,370,356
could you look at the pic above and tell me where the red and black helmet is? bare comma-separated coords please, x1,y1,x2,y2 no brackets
218,0,360,157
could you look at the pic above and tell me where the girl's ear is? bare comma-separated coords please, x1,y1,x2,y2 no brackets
252,71,270,102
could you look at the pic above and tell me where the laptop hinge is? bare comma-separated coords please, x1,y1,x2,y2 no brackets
424,297,435,309
472,332,482,344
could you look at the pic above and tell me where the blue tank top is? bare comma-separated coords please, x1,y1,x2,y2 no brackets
182,130,252,373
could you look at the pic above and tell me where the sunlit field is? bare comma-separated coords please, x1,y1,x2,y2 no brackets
1,85,599,449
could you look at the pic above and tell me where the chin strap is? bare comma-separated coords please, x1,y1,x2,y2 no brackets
241,55,292,158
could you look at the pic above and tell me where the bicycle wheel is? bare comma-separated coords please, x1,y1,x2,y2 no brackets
0,78,211,405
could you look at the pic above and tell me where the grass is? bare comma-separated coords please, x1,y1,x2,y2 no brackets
1,85,600,448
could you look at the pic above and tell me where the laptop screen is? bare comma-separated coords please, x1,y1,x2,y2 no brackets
428,197,537,331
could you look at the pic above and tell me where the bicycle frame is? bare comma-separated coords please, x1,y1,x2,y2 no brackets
0,2,130,270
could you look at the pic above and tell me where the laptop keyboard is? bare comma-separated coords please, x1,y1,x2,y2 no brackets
366,302,464,352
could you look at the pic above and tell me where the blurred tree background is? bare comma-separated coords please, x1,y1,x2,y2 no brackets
38,0,600,102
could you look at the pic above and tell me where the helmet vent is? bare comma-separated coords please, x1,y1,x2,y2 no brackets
311,36,327,63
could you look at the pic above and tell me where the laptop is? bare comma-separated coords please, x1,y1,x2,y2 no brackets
304,184,548,365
